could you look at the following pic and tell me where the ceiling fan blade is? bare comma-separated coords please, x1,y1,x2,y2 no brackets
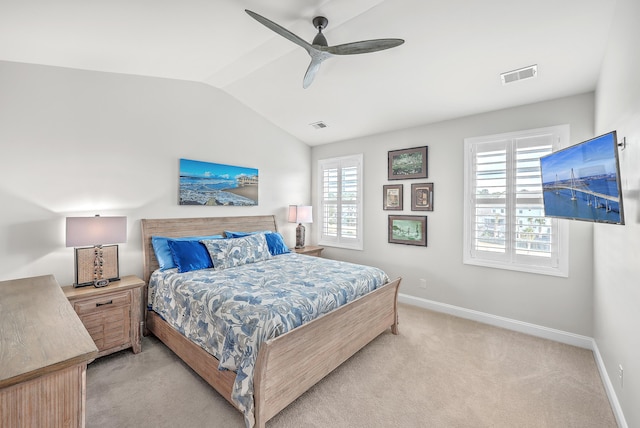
303,59,322,89
246,10,404,88
326,38,405,55
245,10,313,53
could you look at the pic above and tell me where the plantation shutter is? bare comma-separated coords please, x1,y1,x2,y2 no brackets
464,125,569,277
470,139,509,259
318,154,363,250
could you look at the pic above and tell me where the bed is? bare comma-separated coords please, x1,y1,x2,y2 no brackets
141,215,401,428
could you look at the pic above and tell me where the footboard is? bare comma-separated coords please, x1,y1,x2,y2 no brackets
253,277,401,428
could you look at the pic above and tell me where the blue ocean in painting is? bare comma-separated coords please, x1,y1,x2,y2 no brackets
181,176,237,191
540,132,623,224
179,159,258,206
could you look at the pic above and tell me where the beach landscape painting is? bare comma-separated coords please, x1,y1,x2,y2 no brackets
179,158,258,206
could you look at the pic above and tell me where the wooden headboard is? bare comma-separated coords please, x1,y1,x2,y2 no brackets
140,215,278,285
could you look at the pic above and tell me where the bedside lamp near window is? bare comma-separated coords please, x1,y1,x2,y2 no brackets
288,205,313,249
66,215,127,288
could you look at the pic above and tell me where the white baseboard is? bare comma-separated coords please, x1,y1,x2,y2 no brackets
398,293,593,348
398,293,627,427
592,342,628,428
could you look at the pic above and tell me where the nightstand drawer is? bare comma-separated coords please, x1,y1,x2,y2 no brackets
73,291,130,315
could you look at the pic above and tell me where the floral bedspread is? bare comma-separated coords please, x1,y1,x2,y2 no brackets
148,252,389,428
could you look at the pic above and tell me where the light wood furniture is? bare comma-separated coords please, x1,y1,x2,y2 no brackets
292,245,324,257
0,274,98,428
141,215,401,428
63,275,145,358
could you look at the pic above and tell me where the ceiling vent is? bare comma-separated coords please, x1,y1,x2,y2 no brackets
500,65,538,85
310,121,328,130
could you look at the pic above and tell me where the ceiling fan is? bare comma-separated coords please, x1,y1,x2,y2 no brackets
245,9,404,88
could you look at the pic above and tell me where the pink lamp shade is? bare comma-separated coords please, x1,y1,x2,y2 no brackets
288,205,313,224
66,215,127,248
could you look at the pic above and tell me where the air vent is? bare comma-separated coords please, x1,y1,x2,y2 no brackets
500,65,538,85
310,121,328,130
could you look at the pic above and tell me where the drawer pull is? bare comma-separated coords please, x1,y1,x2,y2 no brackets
96,300,113,307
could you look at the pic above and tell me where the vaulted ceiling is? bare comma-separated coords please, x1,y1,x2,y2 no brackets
0,0,617,145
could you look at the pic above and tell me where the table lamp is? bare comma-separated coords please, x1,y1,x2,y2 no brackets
66,215,127,287
288,205,313,249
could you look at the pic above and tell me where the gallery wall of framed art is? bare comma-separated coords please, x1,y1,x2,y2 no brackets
384,145,434,246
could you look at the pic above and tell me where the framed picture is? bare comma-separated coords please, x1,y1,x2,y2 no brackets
388,215,427,246
179,158,259,206
388,146,428,180
411,183,434,211
383,184,403,210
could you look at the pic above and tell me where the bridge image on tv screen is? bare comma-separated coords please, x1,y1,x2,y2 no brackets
539,131,624,225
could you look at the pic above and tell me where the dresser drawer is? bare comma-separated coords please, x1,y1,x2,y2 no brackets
73,290,130,315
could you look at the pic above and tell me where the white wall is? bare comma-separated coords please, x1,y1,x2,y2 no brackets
593,0,640,424
312,93,595,336
0,61,310,286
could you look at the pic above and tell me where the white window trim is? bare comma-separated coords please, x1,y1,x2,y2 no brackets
317,154,364,250
463,125,569,277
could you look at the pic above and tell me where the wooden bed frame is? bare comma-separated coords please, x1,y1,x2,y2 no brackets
141,215,401,428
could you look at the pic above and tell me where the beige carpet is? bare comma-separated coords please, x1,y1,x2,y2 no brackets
86,304,617,427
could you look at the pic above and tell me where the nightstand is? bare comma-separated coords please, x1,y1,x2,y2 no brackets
292,245,324,257
63,275,145,358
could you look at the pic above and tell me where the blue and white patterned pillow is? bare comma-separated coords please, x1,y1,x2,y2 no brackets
201,234,272,270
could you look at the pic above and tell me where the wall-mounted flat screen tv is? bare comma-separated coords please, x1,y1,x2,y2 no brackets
539,131,624,225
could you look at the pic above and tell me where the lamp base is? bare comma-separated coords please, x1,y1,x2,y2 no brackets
73,282,94,288
295,223,306,249
73,245,121,287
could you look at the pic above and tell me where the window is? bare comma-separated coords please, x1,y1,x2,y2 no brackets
318,154,363,250
463,125,569,277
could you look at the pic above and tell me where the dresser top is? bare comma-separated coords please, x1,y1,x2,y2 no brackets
0,274,98,389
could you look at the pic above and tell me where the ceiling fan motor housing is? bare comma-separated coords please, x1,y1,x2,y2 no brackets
312,16,329,46
312,16,328,30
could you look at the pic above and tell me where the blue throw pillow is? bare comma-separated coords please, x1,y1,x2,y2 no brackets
224,230,272,238
167,240,213,273
152,235,223,270
264,232,290,255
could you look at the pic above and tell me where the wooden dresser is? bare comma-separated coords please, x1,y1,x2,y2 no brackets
0,274,98,428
